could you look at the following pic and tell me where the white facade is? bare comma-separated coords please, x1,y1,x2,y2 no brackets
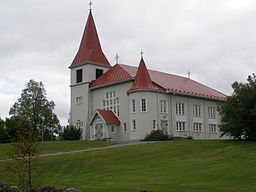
70,76,226,141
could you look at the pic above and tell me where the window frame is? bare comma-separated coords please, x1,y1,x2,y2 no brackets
141,98,147,112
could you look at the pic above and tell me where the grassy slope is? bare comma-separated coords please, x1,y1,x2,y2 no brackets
1,140,256,192
0,140,114,160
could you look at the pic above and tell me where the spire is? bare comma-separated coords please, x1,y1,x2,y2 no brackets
69,10,111,68
130,57,157,91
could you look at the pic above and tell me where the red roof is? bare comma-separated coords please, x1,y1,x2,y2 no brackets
97,109,120,125
129,58,164,91
90,63,226,101
69,11,111,68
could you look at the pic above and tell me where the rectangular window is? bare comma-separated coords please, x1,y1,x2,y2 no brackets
153,120,157,130
76,69,83,83
176,121,185,131
209,124,217,133
106,93,109,99
110,125,116,133
102,100,105,106
123,123,127,132
160,100,168,113
109,92,112,98
176,102,185,115
76,120,83,128
75,96,83,105
96,69,103,79
116,97,119,104
117,106,120,116
193,123,202,132
141,98,147,112
132,119,136,130
110,100,112,105
193,104,201,117
132,99,136,113
208,107,216,119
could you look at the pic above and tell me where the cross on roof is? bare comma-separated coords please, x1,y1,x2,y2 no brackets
115,53,119,64
89,0,93,10
140,50,144,58
187,70,191,79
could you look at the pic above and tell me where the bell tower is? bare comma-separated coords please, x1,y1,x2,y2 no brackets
69,7,111,140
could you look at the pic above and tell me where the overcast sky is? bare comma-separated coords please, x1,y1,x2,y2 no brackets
0,0,256,125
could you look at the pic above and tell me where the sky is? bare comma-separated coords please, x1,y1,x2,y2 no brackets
0,0,256,125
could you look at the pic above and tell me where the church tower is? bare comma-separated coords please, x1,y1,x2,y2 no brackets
69,8,111,139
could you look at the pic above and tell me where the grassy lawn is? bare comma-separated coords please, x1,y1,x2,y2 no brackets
0,140,256,192
0,140,114,160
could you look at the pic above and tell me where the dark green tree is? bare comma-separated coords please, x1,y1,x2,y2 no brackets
0,118,8,143
9,79,61,141
219,74,256,140
59,125,81,140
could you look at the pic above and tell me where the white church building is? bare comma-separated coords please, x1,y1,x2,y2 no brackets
69,8,227,141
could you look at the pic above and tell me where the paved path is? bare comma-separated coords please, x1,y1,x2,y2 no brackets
0,141,158,162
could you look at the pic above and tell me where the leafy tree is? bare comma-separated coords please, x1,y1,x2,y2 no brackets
5,119,41,191
0,118,8,143
9,79,61,141
59,125,81,140
219,74,256,140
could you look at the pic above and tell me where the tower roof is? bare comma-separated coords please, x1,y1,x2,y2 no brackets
129,58,162,91
69,10,111,68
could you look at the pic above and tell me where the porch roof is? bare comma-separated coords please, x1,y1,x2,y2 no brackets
97,109,121,125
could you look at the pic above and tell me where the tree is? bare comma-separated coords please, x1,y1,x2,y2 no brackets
9,79,61,141
59,125,81,140
0,118,8,143
219,74,256,140
5,119,41,191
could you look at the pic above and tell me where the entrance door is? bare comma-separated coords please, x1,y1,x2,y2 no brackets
95,123,103,139
161,120,168,134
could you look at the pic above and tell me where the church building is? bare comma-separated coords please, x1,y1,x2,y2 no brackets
69,8,227,141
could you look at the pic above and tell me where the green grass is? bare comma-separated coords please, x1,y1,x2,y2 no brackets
0,140,114,160
1,140,256,192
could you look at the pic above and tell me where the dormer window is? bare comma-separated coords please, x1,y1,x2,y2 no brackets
76,69,83,83
96,69,103,79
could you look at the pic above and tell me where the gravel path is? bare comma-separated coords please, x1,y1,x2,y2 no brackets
0,141,158,162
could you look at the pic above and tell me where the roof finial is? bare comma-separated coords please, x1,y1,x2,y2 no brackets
140,50,144,58
89,0,93,11
187,70,191,79
115,53,119,64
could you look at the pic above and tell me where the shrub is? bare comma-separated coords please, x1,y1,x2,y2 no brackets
144,130,169,141
59,125,81,140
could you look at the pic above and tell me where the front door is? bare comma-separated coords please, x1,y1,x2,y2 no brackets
95,123,103,139
161,120,168,134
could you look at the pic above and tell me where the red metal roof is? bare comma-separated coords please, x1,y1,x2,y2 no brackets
69,11,111,68
129,58,164,91
90,63,226,101
97,109,120,125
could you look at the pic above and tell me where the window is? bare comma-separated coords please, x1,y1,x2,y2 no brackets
106,93,109,99
160,100,168,113
75,96,83,105
102,100,105,106
110,100,112,105
76,120,83,128
96,69,103,79
116,97,119,104
131,99,136,113
208,107,216,119
117,106,120,116
193,104,201,117
153,120,157,130
193,123,202,132
106,100,109,106
209,124,217,133
132,120,136,130
176,121,185,131
176,102,185,115
110,126,116,133
141,98,147,112
76,69,83,83
123,123,127,132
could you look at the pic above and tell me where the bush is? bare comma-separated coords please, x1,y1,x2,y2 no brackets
59,125,81,140
144,130,169,141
